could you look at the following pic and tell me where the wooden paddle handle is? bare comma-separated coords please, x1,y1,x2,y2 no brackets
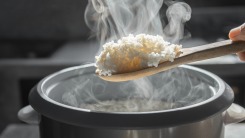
181,40,245,63
155,39,245,77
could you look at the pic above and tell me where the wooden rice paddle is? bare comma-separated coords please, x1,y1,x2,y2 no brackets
98,40,245,82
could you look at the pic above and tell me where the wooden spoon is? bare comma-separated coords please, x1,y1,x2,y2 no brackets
98,40,245,82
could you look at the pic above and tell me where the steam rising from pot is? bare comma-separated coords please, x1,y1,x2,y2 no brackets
59,0,211,112
84,0,191,47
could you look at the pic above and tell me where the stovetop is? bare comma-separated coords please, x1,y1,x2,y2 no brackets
1,123,245,138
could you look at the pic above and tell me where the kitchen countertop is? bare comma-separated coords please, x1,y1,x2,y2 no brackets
1,123,245,138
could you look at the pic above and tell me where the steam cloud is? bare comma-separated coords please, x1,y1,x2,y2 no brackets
60,0,212,112
85,0,191,47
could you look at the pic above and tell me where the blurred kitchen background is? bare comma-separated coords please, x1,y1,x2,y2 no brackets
0,0,245,137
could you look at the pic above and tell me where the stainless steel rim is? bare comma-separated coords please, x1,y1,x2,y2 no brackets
29,63,234,128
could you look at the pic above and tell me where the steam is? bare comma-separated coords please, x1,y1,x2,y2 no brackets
59,0,210,112
85,0,191,46
164,2,191,43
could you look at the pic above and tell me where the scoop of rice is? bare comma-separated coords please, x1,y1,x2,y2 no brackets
95,34,182,76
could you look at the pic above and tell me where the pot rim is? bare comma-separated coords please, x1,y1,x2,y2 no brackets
39,64,222,114
29,63,234,128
